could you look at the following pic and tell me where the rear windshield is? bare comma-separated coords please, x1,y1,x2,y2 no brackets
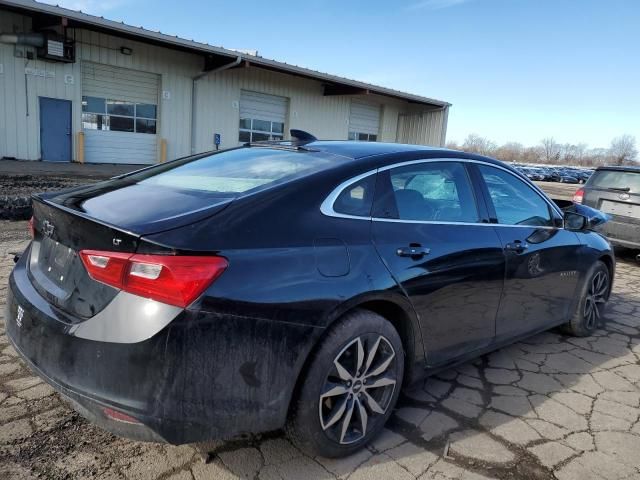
588,170,640,194
125,147,345,196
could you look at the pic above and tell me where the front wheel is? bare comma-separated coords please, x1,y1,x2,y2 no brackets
564,261,610,336
286,310,404,457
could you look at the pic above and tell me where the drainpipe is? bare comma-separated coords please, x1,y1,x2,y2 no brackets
190,55,242,154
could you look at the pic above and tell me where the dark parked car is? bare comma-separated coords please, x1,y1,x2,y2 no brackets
575,166,640,249
559,174,580,184
6,134,614,457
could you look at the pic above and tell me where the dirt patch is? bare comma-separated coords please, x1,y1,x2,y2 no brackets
0,175,96,220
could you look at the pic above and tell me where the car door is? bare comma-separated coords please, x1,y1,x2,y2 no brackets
371,160,505,366
473,164,582,341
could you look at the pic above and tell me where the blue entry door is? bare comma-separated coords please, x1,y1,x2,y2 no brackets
39,97,72,162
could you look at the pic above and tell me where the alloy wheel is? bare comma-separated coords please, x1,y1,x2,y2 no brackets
318,334,397,445
584,270,609,329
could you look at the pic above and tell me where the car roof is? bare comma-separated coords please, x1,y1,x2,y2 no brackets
301,141,509,168
306,140,442,159
595,165,640,173
246,140,520,174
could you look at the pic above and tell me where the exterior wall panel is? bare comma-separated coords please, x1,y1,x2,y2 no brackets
396,108,448,146
1,8,448,162
0,12,199,161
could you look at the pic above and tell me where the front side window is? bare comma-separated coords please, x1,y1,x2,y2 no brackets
377,162,478,222
81,96,157,134
478,165,553,226
239,118,285,143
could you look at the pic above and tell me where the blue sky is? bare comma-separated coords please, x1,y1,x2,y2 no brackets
45,0,639,148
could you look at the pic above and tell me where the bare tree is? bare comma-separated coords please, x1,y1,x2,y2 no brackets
445,140,461,150
609,134,638,165
462,134,496,156
494,142,524,162
541,137,561,164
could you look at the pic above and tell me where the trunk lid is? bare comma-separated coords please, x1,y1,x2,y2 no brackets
40,177,233,235
28,181,232,320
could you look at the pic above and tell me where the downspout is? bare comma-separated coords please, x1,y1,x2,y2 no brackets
190,55,242,154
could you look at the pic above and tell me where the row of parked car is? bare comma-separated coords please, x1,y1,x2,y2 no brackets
513,164,594,184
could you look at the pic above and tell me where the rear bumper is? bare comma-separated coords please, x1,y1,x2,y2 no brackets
601,220,640,249
6,253,323,444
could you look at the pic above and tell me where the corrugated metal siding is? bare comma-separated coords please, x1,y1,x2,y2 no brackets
84,130,157,164
239,90,288,123
0,12,77,160
0,9,448,161
0,11,199,161
82,62,159,103
82,62,159,163
349,100,380,135
396,108,448,146
192,69,407,152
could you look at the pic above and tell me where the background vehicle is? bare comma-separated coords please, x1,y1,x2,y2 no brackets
575,166,640,249
559,174,580,184
6,136,614,458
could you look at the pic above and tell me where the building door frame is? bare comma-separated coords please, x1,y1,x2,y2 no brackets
39,97,72,162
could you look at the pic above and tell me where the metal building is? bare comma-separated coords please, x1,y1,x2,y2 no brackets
0,0,451,165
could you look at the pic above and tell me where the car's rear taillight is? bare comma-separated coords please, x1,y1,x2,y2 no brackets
79,250,228,308
573,188,584,204
103,407,141,425
28,216,35,238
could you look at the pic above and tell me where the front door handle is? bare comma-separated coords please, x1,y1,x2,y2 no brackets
505,241,529,253
396,244,430,258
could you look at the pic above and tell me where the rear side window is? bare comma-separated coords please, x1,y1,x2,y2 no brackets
127,148,346,196
588,170,640,194
478,165,553,226
333,174,376,217
377,162,479,222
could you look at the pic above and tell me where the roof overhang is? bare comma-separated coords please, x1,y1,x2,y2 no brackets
0,0,451,108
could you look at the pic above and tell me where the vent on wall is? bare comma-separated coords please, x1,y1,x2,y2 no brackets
38,34,75,63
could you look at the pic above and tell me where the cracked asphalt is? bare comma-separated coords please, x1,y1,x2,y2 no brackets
1,218,640,480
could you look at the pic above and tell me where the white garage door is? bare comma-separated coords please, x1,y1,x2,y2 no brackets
349,100,380,142
238,90,288,143
81,63,159,164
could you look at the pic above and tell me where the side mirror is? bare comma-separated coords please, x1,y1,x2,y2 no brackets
564,211,588,231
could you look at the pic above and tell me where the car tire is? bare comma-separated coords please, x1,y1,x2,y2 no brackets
286,309,404,458
563,261,610,337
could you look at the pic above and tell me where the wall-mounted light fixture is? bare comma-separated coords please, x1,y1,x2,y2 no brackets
120,46,133,55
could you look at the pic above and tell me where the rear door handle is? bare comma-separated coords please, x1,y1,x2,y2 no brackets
504,241,529,253
396,245,430,258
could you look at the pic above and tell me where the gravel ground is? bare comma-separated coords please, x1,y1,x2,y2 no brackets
0,176,92,220
1,182,640,480
0,160,137,220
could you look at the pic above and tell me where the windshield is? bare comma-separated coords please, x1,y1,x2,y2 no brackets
125,147,345,196
588,170,640,194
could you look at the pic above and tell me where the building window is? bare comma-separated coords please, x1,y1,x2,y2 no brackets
348,132,377,142
239,118,285,143
82,96,157,134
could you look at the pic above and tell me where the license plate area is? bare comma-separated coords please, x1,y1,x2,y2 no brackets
600,200,640,218
29,237,79,300
39,237,78,286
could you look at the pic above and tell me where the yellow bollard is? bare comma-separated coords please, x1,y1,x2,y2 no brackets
76,132,85,164
159,138,167,163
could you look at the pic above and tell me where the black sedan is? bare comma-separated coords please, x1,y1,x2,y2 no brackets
5,133,614,457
